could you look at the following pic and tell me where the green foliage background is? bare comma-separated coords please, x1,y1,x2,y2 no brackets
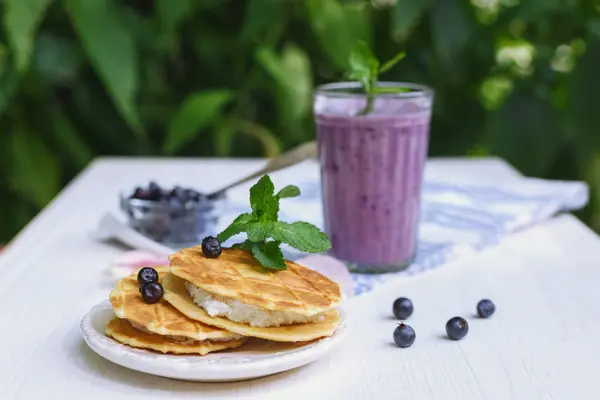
1,0,600,242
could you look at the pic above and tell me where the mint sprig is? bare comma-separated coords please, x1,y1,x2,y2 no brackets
217,175,330,270
348,41,407,115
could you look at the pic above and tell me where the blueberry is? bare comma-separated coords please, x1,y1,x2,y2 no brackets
170,186,186,199
477,299,495,318
132,187,149,200
202,236,222,258
147,192,161,201
140,282,164,304
137,267,159,286
392,297,413,320
185,189,202,202
446,317,469,340
147,181,162,201
393,322,416,348
149,181,161,192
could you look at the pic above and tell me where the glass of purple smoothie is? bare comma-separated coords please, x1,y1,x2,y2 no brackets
314,81,433,273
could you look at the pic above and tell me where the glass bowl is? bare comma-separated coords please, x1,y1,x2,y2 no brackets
120,191,226,247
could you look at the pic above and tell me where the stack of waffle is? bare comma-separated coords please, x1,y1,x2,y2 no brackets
106,248,342,355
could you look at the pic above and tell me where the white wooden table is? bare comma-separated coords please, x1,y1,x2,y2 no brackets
1,157,599,399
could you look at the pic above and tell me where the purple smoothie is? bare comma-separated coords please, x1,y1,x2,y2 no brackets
314,82,433,272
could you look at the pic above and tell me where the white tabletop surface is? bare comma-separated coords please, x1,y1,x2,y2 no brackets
1,157,599,399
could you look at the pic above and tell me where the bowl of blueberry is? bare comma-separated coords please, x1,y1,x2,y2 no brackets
121,182,225,246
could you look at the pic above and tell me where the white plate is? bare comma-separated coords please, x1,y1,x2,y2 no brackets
81,300,346,382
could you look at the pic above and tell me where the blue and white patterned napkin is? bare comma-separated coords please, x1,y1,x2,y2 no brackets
217,161,588,295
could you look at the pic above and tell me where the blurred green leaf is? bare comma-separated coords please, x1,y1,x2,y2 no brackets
344,2,371,51
517,0,560,21
570,43,600,154
156,0,193,50
233,119,281,157
164,90,233,154
0,196,35,241
0,62,19,118
255,48,287,87
485,88,560,176
587,20,600,41
34,33,82,84
305,0,370,70
279,45,312,122
241,0,283,42
51,107,93,168
430,101,487,156
194,0,225,10
73,78,137,152
256,44,312,126
3,0,52,72
213,119,236,157
430,0,474,65
391,0,429,42
63,0,144,137
121,7,156,55
9,128,60,208
479,76,513,111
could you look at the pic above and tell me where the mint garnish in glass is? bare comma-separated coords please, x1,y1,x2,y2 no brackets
348,41,407,115
217,175,330,270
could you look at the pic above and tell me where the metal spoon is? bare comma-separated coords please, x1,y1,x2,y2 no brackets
206,140,318,199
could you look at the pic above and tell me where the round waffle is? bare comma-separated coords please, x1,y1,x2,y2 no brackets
169,247,342,316
105,318,246,355
109,266,241,341
162,273,342,342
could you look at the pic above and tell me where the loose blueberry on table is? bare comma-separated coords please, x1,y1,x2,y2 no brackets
202,236,222,258
393,322,416,348
476,299,495,318
446,317,469,340
141,281,164,304
137,267,159,286
392,297,414,320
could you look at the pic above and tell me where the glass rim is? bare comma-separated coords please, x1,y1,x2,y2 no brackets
315,81,433,99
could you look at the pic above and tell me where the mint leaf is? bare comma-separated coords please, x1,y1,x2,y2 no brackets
277,185,300,199
348,41,378,93
379,51,406,74
271,221,331,253
246,221,273,242
348,55,370,82
217,222,247,243
233,213,255,224
349,41,378,75
217,213,255,242
232,240,254,251
249,175,278,221
251,241,286,270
